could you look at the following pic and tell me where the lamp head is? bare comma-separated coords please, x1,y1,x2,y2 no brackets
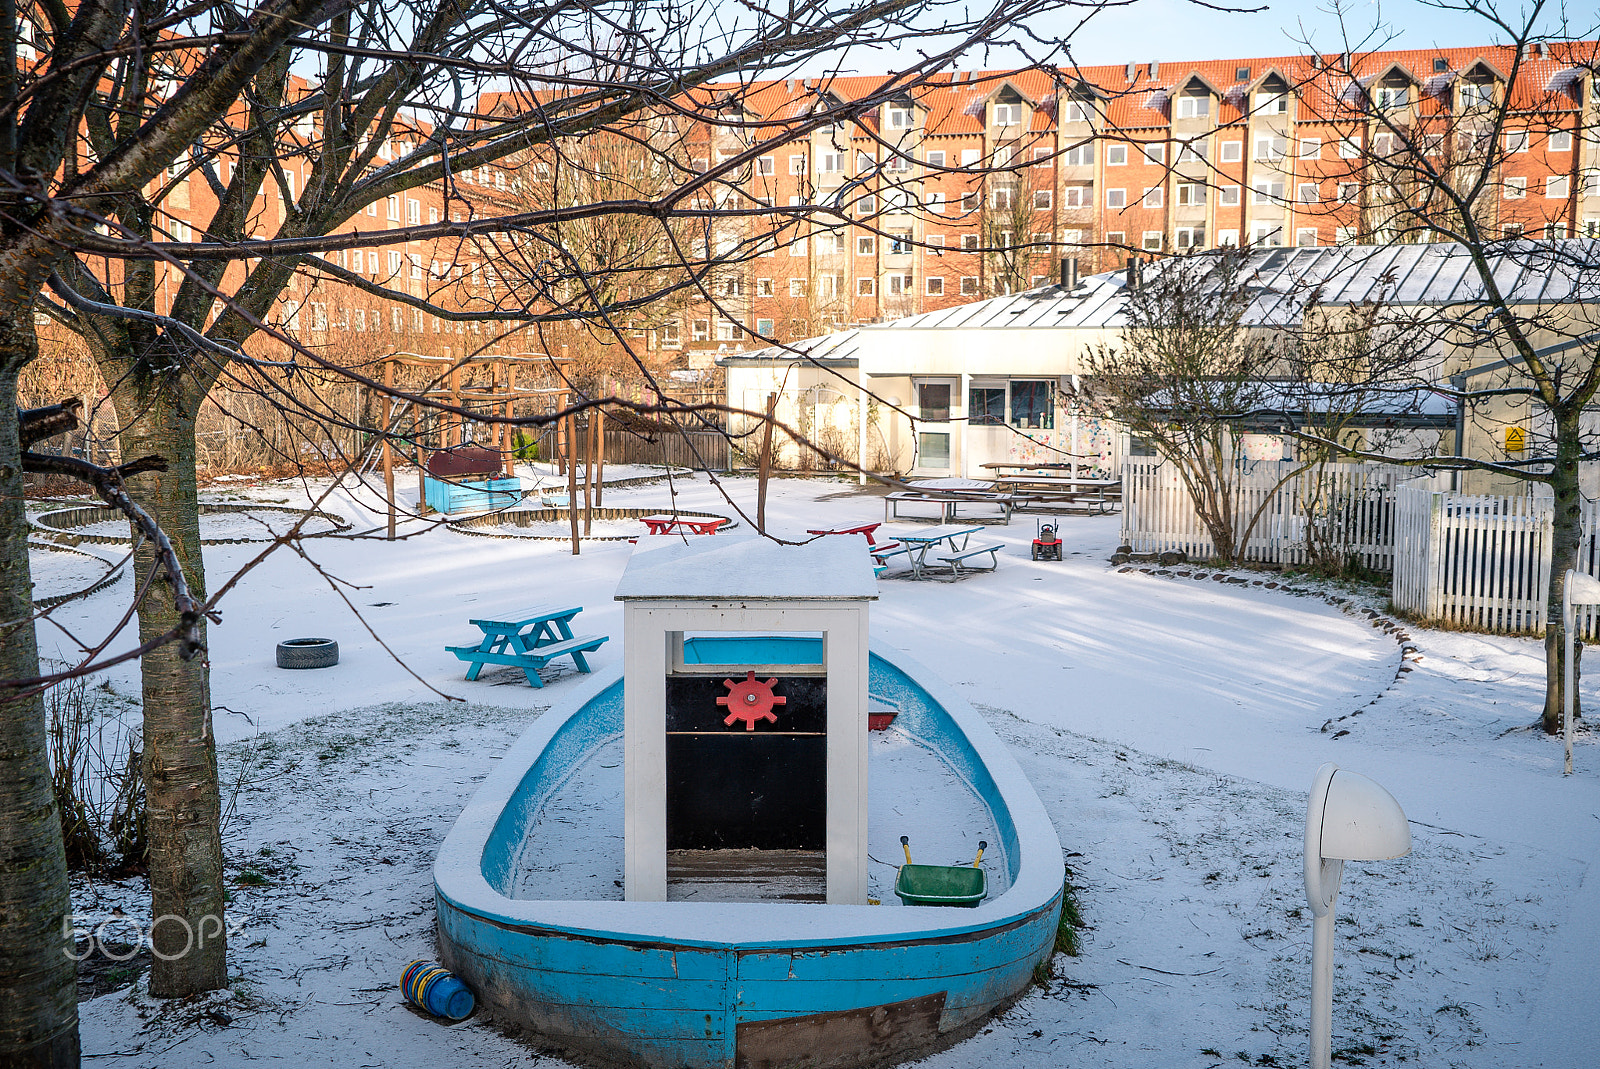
1305,763,1411,914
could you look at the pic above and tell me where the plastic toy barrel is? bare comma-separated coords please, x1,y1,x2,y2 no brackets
893,863,988,907
402,960,475,1020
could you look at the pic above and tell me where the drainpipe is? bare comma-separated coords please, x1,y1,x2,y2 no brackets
1451,371,1466,492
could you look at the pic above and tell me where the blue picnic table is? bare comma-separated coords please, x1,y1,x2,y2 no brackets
446,604,609,688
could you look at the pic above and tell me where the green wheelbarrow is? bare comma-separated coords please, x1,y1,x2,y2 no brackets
894,835,988,907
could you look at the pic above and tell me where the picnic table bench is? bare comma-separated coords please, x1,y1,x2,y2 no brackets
806,522,883,544
446,604,609,688
992,476,1121,515
880,525,1003,581
884,488,1026,524
641,514,728,535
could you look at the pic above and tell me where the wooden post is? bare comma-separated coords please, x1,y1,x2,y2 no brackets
567,411,580,554
584,410,596,536
757,392,777,535
556,393,568,477
594,407,605,506
449,365,462,447
383,357,396,539
504,362,518,477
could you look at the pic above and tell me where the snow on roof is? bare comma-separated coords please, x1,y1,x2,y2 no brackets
722,241,1600,367
614,535,878,601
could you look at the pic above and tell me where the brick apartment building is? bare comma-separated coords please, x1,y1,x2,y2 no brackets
101,39,1600,383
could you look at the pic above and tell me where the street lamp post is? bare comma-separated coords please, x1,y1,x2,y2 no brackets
1304,763,1412,1069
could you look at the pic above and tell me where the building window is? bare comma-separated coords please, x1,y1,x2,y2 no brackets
887,274,913,296
1219,185,1240,206
991,186,1014,210
1216,228,1239,246
1298,137,1322,160
386,194,400,221
1550,130,1573,152
1104,230,1126,246
961,148,980,166
857,277,874,295
857,235,874,255
406,198,421,225
969,387,1005,425
926,150,946,167
1251,224,1283,246
1063,184,1091,208
691,319,709,341
1177,183,1206,206
755,318,774,335
961,190,980,212
1504,130,1529,153
959,276,980,295
926,190,946,213
1063,142,1094,166
888,231,913,254
1142,187,1163,208
918,432,951,468
1106,188,1127,208
1337,182,1359,202
1295,227,1319,247
887,106,914,129
1251,179,1284,204
1254,136,1287,161
1547,175,1570,199
1504,176,1527,199
756,156,774,176
1176,138,1208,163
1255,90,1288,114
789,154,806,174
1009,380,1054,429
819,151,843,173
961,234,980,251
1298,182,1320,203
1176,93,1209,119
409,252,423,279
755,278,774,297
918,382,951,421
1503,223,1524,238
716,319,744,342
1175,227,1204,249
1549,222,1569,239
993,103,1021,126
1141,143,1165,166
660,321,681,347
1141,231,1163,251
1219,141,1242,163
789,278,807,297
1335,226,1359,245
1338,137,1361,158
926,276,944,295
819,274,840,298
1458,81,1492,108
1106,144,1128,166
1033,189,1053,210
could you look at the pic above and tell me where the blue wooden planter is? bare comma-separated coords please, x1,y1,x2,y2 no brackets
434,642,1065,1069
423,475,521,515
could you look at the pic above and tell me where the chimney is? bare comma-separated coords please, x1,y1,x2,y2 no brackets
1125,256,1140,290
1150,61,1160,78
1126,62,1138,81
1059,256,1079,290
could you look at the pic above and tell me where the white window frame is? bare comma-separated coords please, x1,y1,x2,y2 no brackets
926,276,945,295
1219,141,1242,163
1547,175,1570,199
1504,175,1527,199
1106,187,1127,209
1106,144,1128,166
1141,231,1163,251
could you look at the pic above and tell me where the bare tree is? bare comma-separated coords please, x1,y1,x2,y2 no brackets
4,0,1093,1054
1292,1,1600,732
1087,250,1412,565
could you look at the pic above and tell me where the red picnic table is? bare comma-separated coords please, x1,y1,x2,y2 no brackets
640,514,728,535
806,522,883,545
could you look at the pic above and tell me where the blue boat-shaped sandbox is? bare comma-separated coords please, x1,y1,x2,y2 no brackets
435,635,1064,1069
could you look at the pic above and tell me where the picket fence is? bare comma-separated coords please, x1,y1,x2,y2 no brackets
1391,479,1600,637
1120,459,1403,570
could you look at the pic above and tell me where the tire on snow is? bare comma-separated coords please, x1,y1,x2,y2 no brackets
276,637,339,669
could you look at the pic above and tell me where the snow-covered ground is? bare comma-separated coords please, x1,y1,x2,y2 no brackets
41,467,1598,1068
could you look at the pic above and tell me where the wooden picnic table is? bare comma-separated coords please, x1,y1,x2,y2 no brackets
886,479,1025,524
446,604,609,688
881,524,987,580
641,514,728,535
806,522,883,544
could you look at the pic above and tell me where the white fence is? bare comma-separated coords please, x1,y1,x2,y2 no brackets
1120,459,1404,569
1391,478,1600,636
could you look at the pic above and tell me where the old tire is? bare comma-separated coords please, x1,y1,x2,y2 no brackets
276,637,339,669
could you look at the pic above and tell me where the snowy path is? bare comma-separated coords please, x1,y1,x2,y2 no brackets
60,470,1599,1068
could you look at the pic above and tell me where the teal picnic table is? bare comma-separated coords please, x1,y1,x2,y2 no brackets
446,604,609,688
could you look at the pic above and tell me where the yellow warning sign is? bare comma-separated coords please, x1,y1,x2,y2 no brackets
1506,426,1527,452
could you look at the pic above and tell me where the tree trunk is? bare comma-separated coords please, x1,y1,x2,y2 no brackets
1544,414,1584,735
110,379,227,995
0,355,80,1064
